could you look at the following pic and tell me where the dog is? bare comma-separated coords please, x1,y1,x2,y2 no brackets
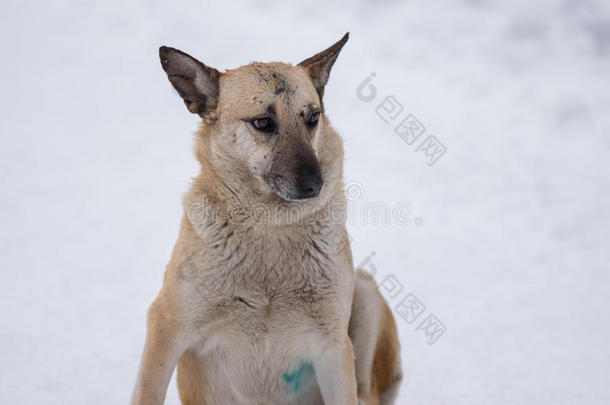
131,33,402,405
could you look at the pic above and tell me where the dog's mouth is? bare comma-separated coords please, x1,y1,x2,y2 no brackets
276,186,324,201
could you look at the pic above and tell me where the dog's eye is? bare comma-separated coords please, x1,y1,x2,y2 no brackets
307,111,320,128
251,118,275,133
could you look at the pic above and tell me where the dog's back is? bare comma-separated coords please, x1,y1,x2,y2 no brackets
350,270,402,404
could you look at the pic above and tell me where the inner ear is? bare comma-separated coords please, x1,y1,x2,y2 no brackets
159,46,223,121
298,33,349,100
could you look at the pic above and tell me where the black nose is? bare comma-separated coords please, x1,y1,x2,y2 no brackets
295,165,324,199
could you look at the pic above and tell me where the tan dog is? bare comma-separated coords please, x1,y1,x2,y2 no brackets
132,33,402,405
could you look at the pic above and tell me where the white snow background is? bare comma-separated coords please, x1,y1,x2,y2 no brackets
1,0,609,404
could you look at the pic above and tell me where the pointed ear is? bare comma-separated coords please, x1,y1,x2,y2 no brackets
298,33,349,100
159,46,223,121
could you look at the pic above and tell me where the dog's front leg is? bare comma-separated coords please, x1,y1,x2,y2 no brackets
313,336,359,405
131,299,190,405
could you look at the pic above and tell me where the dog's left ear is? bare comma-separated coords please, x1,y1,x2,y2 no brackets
298,33,349,100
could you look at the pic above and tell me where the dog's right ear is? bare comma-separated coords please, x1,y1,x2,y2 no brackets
159,46,223,121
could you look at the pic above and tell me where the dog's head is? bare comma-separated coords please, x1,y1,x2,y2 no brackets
159,34,348,202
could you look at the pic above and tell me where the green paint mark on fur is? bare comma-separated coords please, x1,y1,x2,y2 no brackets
283,361,315,395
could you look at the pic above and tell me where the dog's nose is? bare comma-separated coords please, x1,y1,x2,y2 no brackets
295,165,324,199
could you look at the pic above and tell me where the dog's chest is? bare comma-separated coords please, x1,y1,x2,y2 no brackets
172,212,357,403
201,225,343,332
188,225,349,402
200,285,331,403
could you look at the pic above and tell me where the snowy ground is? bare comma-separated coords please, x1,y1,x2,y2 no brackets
1,0,609,404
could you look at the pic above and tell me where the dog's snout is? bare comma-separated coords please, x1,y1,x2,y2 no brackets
295,164,324,199
266,138,325,201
